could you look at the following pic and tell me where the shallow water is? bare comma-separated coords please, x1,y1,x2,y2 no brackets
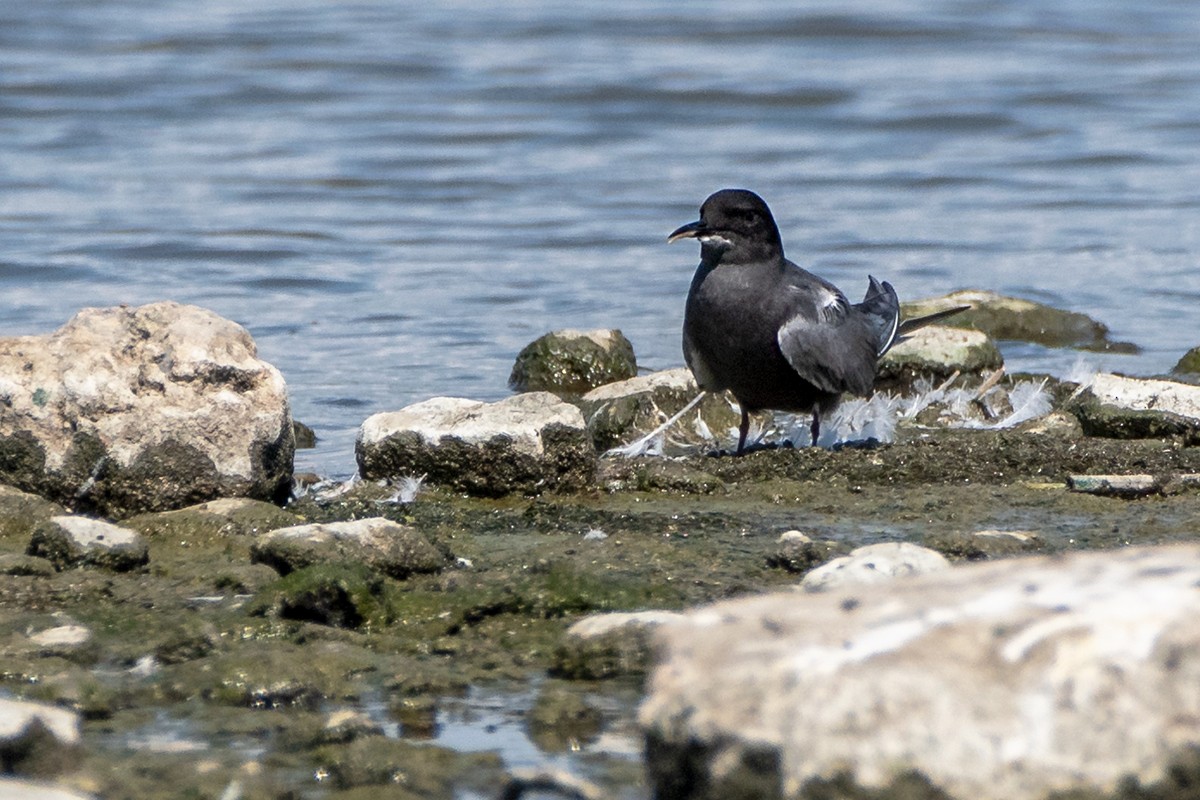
3,0,1199,476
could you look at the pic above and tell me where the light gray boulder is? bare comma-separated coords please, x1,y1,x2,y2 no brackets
0,302,294,517
27,515,148,572
1067,372,1200,441
250,517,445,579
356,392,595,496
877,325,1003,390
641,544,1200,800
0,697,81,778
799,541,949,592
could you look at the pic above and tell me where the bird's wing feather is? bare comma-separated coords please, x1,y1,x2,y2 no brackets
777,301,878,397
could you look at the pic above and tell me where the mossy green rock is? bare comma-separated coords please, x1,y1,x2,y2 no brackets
509,329,637,396
251,563,402,630
314,735,504,795
124,497,301,545
0,484,66,546
250,517,447,579
1172,346,1200,376
901,289,1138,352
1066,373,1200,442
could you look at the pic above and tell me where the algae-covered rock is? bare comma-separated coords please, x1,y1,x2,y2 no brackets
313,735,504,794
901,289,1137,352
553,610,683,679
27,515,148,572
527,681,603,752
1067,373,1200,441
252,563,400,630
579,367,740,453
0,553,55,577
0,484,66,545
925,529,1046,561
1172,346,1200,377
124,496,300,545
250,517,446,579
0,302,294,517
877,325,1003,390
509,329,637,396
0,696,81,778
357,392,595,496
765,530,851,574
799,542,949,592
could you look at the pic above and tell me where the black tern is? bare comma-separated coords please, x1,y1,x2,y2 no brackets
670,188,963,454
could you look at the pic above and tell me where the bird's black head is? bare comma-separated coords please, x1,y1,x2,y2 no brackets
668,189,784,264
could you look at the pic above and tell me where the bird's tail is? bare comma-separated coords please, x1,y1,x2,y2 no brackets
856,276,901,357
897,305,971,335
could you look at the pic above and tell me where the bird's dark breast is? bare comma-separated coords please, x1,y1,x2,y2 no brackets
684,264,834,413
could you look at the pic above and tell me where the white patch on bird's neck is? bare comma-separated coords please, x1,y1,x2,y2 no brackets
699,233,733,248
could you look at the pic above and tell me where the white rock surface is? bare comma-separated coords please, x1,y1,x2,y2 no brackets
0,302,294,515
0,696,80,746
641,544,1200,800
28,515,148,571
0,779,95,800
1086,373,1200,420
799,541,949,592
880,325,1003,381
250,517,445,578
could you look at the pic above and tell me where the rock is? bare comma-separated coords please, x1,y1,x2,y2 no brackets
0,697,80,778
877,325,1003,390
579,368,740,453
509,329,637,396
553,610,684,679
1014,409,1083,438
1173,346,1200,376
124,496,300,545
0,484,66,545
925,529,1046,560
641,544,1200,800
28,624,93,656
27,515,148,572
356,392,595,496
0,302,294,517
251,563,400,630
1067,373,1200,441
765,531,850,574
0,780,95,800
901,289,1138,352
312,736,504,793
799,542,949,592
250,517,445,579
527,682,603,752
0,553,55,577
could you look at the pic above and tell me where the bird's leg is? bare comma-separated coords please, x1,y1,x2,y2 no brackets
736,408,750,455
809,409,821,447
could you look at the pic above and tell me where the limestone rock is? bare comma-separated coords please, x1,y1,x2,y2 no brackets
0,302,294,517
0,697,80,778
641,544,1200,800
579,368,740,453
27,515,148,572
901,289,1137,352
251,517,445,579
877,325,1003,390
509,329,637,396
356,392,595,496
1067,373,1200,441
799,541,949,591
553,610,684,679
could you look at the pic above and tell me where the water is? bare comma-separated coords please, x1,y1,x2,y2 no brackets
3,0,1199,477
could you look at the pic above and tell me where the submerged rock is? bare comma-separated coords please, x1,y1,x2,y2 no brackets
250,517,445,579
579,367,740,453
509,329,637,396
901,289,1137,352
27,515,148,572
1067,373,1200,441
356,392,595,496
641,544,1200,800
877,325,1003,390
799,541,949,591
0,302,294,517
0,696,80,778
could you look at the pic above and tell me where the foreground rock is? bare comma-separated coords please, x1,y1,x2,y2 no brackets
356,392,595,496
1068,372,1200,441
798,542,949,591
641,544,1200,800
509,329,637,396
579,368,740,453
0,780,95,800
27,515,148,572
901,289,1137,352
0,302,294,517
877,325,1002,390
554,610,684,679
0,697,81,778
250,517,446,579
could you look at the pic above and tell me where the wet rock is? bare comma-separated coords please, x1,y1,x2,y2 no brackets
553,610,684,679
877,325,1003,390
0,553,55,577
313,735,504,794
0,302,294,517
292,419,318,449
0,697,80,778
598,457,724,494
27,515,148,572
799,541,949,591
641,544,1200,800
509,329,637,396
0,779,95,800
901,289,1138,352
252,563,399,630
391,695,439,739
528,681,603,752
765,530,850,574
250,517,445,579
124,496,300,545
357,392,595,496
283,708,385,748
579,367,740,453
925,529,1046,560
0,484,66,545
1173,346,1200,376
1067,373,1200,441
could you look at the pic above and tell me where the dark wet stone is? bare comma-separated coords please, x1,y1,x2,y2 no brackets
293,420,318,449
765,532,851,574
925,529,1047,561
0,484,66,545
0,553,55,577
509,329,637,396
251,563,399,630
313,735,504,793
527,681,603,752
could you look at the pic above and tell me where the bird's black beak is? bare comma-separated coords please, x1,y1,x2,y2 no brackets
667,220,705,243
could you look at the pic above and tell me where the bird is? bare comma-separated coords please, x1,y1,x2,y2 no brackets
669,188,963,455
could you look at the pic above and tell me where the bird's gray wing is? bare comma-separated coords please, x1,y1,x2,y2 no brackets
777,293,879,397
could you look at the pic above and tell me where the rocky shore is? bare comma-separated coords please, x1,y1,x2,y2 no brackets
4,297,1200,799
